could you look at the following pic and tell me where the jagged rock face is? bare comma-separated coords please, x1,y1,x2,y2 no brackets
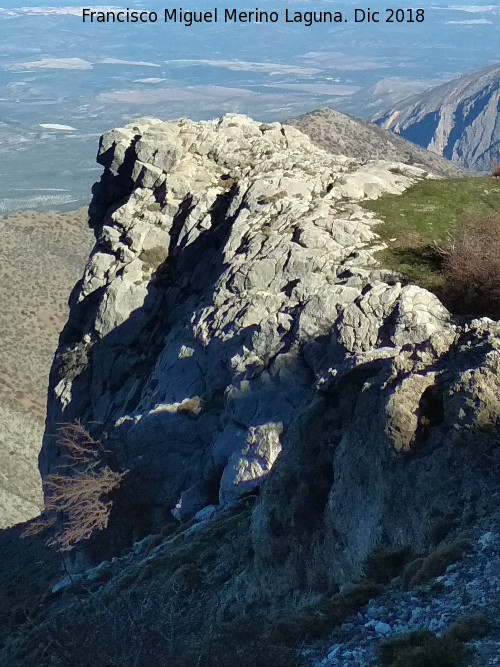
40,114,500,586
40,114,429,526
374,63,500,173
252,319,500,588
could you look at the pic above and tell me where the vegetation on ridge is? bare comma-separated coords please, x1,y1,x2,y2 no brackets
363,176,500,318
379,613,491,667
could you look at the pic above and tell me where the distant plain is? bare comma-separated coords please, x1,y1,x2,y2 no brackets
0,0,498,214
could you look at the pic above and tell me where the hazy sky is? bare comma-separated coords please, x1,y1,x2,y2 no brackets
0,1,498,212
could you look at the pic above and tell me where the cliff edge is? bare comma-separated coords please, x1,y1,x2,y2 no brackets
39,114,500,581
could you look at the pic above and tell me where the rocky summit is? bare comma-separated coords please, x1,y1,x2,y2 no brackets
40,114,445,535
374,62,500,173
40,113,500,571
3,114,500,665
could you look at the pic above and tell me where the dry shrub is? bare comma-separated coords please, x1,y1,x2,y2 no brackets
379,629,467,667
441,212,500,318
23,422,128,552
492,163,500,178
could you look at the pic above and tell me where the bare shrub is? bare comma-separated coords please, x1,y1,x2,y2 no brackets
40,422,127,552
492,163,500,178
440,213,500,318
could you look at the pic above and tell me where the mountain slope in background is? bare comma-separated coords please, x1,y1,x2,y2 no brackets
330,78,433,120
0,209,93,528
374,63,500,173
288,108,469,178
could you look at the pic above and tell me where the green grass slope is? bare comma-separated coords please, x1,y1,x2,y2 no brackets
363,177,500,306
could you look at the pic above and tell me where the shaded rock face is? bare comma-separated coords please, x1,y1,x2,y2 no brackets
252,319,500,588
374,63,500,173
40,114,500,586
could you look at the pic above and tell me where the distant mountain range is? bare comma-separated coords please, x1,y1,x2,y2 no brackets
330,78,433,119
374,63,500,173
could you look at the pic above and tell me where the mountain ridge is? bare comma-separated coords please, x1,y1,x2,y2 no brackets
374,62,500,173
288,108,469,178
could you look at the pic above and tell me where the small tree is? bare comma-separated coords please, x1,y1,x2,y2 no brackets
24,422,128,552
492,163,500,178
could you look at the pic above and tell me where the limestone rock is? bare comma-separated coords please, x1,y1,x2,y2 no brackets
38,115,500,587
40,115,429,524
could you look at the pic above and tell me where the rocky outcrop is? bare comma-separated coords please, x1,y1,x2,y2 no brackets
39,114,500,589
374,63,500,173
253,318,500,588
39,115,430,523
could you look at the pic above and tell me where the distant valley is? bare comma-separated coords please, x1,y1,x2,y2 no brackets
1,0,499,213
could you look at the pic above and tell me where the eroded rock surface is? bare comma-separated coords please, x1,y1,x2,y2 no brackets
39,114,500,586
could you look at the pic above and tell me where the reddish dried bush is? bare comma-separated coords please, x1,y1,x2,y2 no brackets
25,422,128,552
441,213,500,318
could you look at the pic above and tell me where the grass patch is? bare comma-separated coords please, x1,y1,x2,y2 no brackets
402,539,473,590
175,581,382,666
379,629,468,667
362,177,500,305
132,502,254,589
272,582,383,643
379,613,492,667
362,545,415,585
138,245,168,272
445,613,491,642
